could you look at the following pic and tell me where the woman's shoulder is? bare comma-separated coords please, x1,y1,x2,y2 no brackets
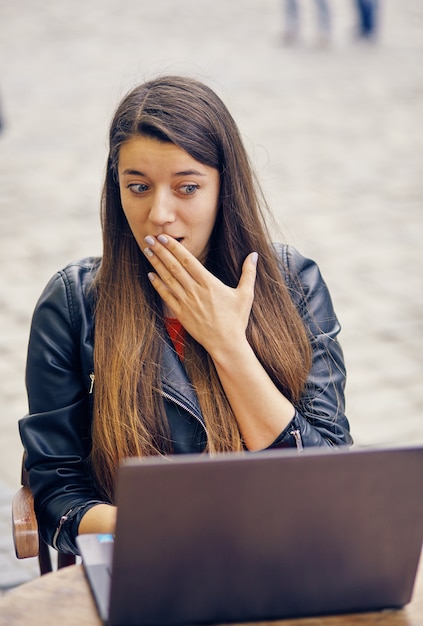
57,256,101,291
273,243,338,333
35,257,101,319
46,256,101,292
59,256,102,279
272,243,320,285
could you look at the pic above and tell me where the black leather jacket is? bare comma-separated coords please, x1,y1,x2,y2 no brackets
19,245,352,554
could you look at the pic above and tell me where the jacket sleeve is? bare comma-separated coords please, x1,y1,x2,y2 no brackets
19,265,108,555
268,245,353,449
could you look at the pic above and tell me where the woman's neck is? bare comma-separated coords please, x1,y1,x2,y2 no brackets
163,304,176,319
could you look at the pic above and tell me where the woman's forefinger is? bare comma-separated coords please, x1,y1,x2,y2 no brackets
143,234,206,286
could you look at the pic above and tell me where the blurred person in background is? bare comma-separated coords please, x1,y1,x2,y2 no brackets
281,0,331,47
354,0,379,41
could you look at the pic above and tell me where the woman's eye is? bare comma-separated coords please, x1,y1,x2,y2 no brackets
180,184,199,195
128,183,149,194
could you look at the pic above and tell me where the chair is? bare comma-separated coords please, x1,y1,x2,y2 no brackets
12,454,76,575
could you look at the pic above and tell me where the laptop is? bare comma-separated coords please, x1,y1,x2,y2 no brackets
77,445,423,626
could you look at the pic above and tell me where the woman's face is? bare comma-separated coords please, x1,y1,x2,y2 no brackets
118,135,220,263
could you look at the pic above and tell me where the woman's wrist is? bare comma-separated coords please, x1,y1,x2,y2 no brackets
78,503,117,536
207,333,252,369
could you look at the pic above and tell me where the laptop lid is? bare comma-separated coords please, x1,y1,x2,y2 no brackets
82,445,423,626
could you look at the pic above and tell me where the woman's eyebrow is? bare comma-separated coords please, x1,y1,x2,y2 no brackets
121,169,146,176
173,169,206,177
121,168,206,177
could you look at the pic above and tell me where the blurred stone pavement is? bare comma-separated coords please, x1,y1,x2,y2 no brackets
0,0,422,589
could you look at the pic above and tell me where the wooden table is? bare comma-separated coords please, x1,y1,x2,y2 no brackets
0,557,422,626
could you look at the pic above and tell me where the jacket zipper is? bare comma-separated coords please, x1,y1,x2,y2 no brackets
290,428,304,452
52,508,73,550
91,375,299,451
164,391,303,452
161,390,208,438
88,375,206,434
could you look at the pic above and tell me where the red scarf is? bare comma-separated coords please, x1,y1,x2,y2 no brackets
164,318,186,360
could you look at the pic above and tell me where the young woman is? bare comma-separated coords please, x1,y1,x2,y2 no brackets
19,75,352,555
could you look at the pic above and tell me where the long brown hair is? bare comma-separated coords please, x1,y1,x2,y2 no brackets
91,75,312,499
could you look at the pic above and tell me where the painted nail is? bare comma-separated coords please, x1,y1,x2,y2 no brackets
148,272,156,282
251,252,258,265
157,234,169,245
144,247,154,258
144,235,155,246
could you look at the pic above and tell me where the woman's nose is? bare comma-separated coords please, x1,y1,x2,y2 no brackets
148,190,176,226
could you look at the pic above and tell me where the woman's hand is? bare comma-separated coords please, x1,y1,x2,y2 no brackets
143,235,258,358
143,234,295,450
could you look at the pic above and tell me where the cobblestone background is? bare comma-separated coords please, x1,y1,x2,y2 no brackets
0,0,422,588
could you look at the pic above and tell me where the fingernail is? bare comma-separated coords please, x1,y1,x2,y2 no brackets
148,272,156,282
144,247,154,258
157,234,169,245
251,252,258,265
144,236,155,246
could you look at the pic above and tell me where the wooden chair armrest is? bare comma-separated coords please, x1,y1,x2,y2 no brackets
12,485,39,559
